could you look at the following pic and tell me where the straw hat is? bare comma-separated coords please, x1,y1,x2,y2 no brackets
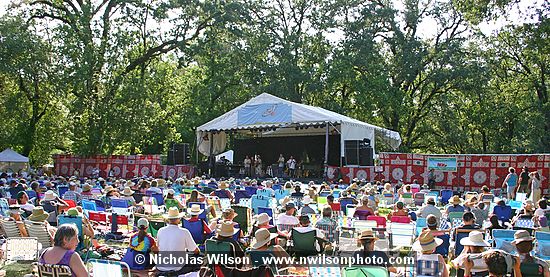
122,187,134,196
412,230,443,252
8,204,23,215
28,207,50,222
450,195,462,205
103,185,117,194
187,204,204,216
157,179,166,188
163,207,185,219
251,228,278,249
217,221,239,237
460,231,490,247
255,213,272,225
82,184,92,192
302,196,313,205
43,190,58,201
219,181,228,189
358,229,378,241
512,230,534,245
222,208,238,218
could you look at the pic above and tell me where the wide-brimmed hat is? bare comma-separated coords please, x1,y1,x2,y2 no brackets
412,230,443,252
187,204,204,216
8,204,23,214
166,188,175,195
460,231,490,247
43,190,58,201
66,207,81,217
219,181,228,189
512,230,534,245
302,196,313,205
358,229,378,241
163,207,185,219
217,221,239,237
255,213,272,225
82,184,92,192
251,228,278,249
122,187,134,196
103,185,117,194
222,208,238,218
450,195,462,205
28,207,50,222
137,218,149,229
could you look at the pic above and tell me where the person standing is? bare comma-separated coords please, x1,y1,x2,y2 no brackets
244,156,252,177
529,171,542,202
277,154,285,177
428,168,436,189
517,166,530,196
502,167,517,200
254,155,262,177
287,156,297,178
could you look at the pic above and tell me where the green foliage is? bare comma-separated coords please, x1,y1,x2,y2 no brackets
0,0,547,166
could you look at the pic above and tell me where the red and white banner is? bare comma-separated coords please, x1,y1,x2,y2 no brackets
54,154,195,179
327,153,549,192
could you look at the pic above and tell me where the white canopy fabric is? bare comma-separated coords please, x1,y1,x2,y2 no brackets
0,148,29,163
196,93,401,156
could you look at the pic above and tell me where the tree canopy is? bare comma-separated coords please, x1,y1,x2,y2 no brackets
0,0,548,165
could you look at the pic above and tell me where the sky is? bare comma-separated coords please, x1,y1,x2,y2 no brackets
0,0,545,39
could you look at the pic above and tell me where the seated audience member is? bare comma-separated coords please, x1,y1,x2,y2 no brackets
39,224,88,277
163,189,182,210
157,207,200,275
315,206,338,245
326,195,340,212
485,215,504,237
452,231,490,275
80,184,94,201
353,229,397,273
189,189,216,217
209,222,245,268
249,228,291,268
122,218,157,270
417,197,442,219
100,186,119,208
354,196,375,219
381,183,393,195
28,206,57,239
210,181,234,201
388,201,408,220
7,205,29,237
299,196,316,215
251,213,275,235
534,199,548,218
293,215,326,252
446,196,465,215
120,187,137,206
426,214,450,236
463,250,521,277
290,185,304,198
186,204,212,237
16,191,35,214
42,190,70,214
470,202,489,226
146,179,162,194
277,202,299,226
481,185,492,197
62,182,82,204
513,230,550,277
413,230,449,277
339,191,358,205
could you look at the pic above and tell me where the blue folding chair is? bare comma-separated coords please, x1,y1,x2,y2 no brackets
319,190,331,197
340,199,355,215
493,205,513,223
272,184,282,191
57,215,84,250
416,218,427,236
82,200,98,214
440,189,453,205
492,229,517,254
274,189,289,203
256,189,272,198
151,193,164,206
234,190,251,204
57,186,69,198
182,219,207,251
245,187,258,196
251,195,271,214
26,190,37,199
535,231,550,260
426,191,439,205
257,207,274,225
434,234,450,258
94,199,106,211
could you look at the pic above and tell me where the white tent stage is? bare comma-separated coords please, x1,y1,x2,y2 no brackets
0,148,29,171
196,93,401,166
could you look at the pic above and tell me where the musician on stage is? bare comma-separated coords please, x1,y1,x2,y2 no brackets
277,154,285,177
243,156,252,177
287,156,297,178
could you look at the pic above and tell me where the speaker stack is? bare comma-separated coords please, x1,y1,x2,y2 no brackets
166,143,191,165
344,139,374,166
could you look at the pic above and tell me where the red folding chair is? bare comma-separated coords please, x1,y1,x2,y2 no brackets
64,200,77,208
88,211,110,233
390,216,411,224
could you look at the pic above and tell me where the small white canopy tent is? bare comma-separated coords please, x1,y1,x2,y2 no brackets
0,148,29,171
196,93,401,163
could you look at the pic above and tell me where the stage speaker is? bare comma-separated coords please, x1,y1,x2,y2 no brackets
359,146,374,166
173,143,190,165
344,140,360,165
166,150,175,165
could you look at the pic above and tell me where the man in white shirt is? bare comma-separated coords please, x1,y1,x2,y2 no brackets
293,215,325,252
287,156,297,178
277,202,299,225
416,198,442,219
157,207,200,274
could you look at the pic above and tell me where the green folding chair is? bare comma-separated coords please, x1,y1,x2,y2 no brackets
231,205,251,235
342,266,389,277
290,229,322,257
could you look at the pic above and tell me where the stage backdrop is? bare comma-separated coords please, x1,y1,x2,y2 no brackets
53,154,195,179
327,153,549,193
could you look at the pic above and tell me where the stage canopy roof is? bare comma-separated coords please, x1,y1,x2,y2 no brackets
0,148,29,163
196,93,401,156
